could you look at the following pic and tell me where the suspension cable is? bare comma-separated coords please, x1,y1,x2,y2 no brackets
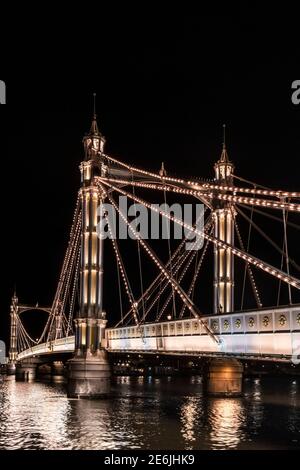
237,204,300,231
100,178,300,290
102,154,300,199
113,207,209,328
104,210,140,326
131,170,146,322
66,245,81,337
236,206,300,272
157,218,213,322
179,227,213,318
156,248,198,322
161,166,177,319
277,235,285,306
240,201,254,310
283,201,292,304
107,193,219,343
234,218,262,309
135,213,212,324
116,253,124,325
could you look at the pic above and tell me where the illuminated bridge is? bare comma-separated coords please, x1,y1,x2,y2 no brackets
17,306,300,363
8,104,300,397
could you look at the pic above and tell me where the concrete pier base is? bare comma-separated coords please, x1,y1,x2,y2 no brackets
16,360,37,381
67,350,111,398
51,361,65,383
37,364,52,381
203,358,243,397
6,362,16,375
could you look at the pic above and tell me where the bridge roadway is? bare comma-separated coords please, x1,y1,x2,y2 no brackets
17,305,300,363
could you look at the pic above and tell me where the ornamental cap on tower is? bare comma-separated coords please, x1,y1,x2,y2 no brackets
214,124,234,182
218,124,232,163
83,93,106,160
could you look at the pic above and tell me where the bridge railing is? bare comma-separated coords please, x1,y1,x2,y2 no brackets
106,305,300,359
107,305,300,339
17,336,75,360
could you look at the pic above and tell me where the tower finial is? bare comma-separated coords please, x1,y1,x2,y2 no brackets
223,123,226,150
93,92,97,119
159,161,167,177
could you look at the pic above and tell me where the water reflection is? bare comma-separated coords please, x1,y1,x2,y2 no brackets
287,380,300,444
180,397,201,447
246,379,264,434
209,398,246,449
0,376,300,449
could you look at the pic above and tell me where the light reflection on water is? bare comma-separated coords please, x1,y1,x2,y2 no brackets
0,375,300,450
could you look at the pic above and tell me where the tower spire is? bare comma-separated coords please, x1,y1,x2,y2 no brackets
13,284,17,302
93,92,96,120
219,123,229,163
90,92,99,135
83,94,106,159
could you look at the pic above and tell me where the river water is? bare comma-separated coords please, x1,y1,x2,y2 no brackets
0,375,299,450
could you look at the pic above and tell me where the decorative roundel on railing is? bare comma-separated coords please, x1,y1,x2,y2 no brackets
296,313,300,325
262,315,270,327
248,317,255,327
170,324,175,331
177,323,182,330
235,318,242,329
193,321,199,330
185,322,190,330
278,314,287,326
151,326,156,333
211,320,219,331
223,319,230,330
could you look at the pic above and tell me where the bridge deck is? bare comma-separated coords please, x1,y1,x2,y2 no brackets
106,305,300,362
17,306,300,363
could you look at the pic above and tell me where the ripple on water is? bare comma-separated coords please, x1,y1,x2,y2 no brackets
0,376,300,449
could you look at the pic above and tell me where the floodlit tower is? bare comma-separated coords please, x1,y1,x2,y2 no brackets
68,95,110,398
7,290,18,374
213,125,235,314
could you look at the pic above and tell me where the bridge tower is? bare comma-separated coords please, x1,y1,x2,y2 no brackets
67,105,111,398
213,126,235,314
7,291,18,375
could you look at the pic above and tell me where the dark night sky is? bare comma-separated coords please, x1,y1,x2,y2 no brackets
0,11,300,347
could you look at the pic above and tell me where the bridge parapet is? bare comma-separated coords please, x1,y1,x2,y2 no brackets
17,336,75,361
106,305,300,360
16,306,300,362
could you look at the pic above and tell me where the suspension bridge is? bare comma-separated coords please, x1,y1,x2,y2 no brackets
7,107,300,397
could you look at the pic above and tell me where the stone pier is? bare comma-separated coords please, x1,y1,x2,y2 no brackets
203,358,243,396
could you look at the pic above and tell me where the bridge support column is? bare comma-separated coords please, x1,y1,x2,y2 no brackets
203,358,243,397
68,317,110,397
68,349,110,398
213,132,235,314
16,360,37,381
68,118,111,398
6,362,16,375
7,292,18,375
51,361,65,383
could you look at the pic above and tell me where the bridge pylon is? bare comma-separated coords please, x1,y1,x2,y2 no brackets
213,126,235,314
7,291,18,375
67,106,111,398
